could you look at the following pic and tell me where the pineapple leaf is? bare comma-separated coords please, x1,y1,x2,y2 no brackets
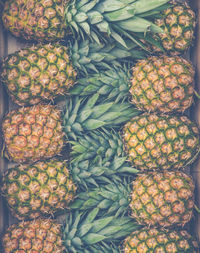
71,237,82,247
80,0,99,13
75,12,88,22
83,119,106,130
79,22,91,35
104,6,135,21
131,0,170,14
87,11,103,24
92,217,114,233
83,233,107,244
78,224,93,237
83,208,100,224
96,0,138,13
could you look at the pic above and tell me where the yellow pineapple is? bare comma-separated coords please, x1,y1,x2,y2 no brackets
124,228,199,252
2,104,64,163
2,218,64,253
130,171,194,227
130,56,194,113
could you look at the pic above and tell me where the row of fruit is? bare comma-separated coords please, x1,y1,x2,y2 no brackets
0,0,200,252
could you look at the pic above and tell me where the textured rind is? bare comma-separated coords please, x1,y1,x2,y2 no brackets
130,171,195,227
130,56,195,113
124,227,199,253
2,0,67,42
1,159,76,220
2,218,64,253
2,104,65,164
1,44,77,106
154,2,196,55
123,113,200,171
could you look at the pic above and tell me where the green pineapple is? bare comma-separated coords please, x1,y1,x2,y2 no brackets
2,0,171,47
1,41,144,106
154,1,196,55
123,113,200,171
1,159,77,220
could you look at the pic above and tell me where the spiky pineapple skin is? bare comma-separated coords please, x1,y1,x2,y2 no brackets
1,159,76,220
123,113,200,171
1,44,77,106
124,228,199,253
154,2,196,55
2,0,67,42
130,171,194,227
130,56,194,113
2,218,64,253
2,104,64,164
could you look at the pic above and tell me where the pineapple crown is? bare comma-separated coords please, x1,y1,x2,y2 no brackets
62,93,141,141
68,38,146,75
64,0,171,48
70,177,134,217
69,65,132,103
70,158,138,190
62,207,140,252
69,128,127,163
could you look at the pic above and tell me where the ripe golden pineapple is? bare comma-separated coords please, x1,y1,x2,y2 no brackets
2,0,66,42
130,171,194,227
2,104,64,164
1,44,77,106
124,228,199,253
154,2,196,55
123,113,200,171
130,56,194,113
1,159,76,220
2,218,64,253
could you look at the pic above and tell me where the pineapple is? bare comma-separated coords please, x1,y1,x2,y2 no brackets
1,44,77,106
2,95,139,163
124,228,199,252
2,0,170,47
1,159,76,220
130,55,195,113
70,55,195,113
123,113,200,171
71,171,195,228
69,112,200,174
2,218,64,253
154,2,196,55
1,157,137,221
2,209,139,252
70,177,132,218
130,171,194,227
1,41,143,106
2,104,64,164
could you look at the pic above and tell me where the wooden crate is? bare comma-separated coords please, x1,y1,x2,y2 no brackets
0,0,200,250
